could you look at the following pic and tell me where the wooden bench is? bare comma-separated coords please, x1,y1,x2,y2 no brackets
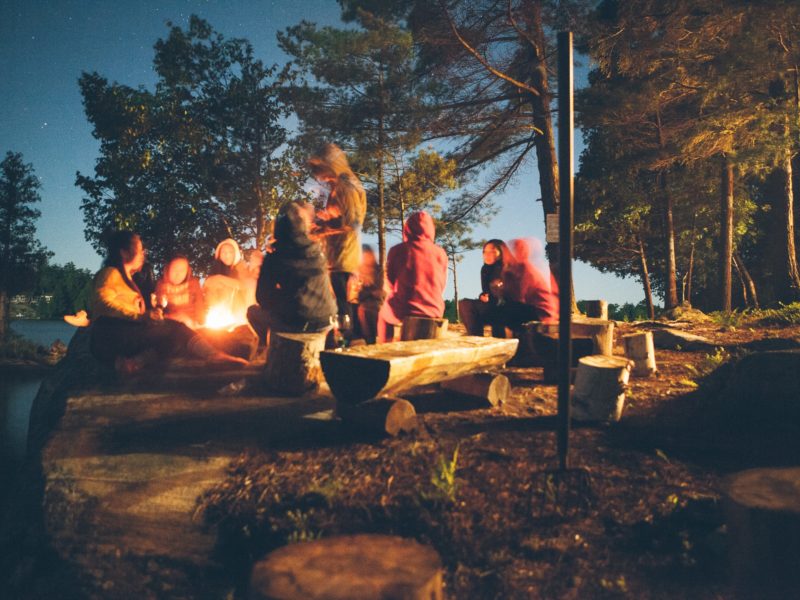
516,317,615,374
320,336,518,405
263,330,330,396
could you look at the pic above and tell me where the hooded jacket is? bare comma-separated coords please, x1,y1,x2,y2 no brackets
154,262,205,324
256,203,337,331
210,238,248,278
385,211,448,320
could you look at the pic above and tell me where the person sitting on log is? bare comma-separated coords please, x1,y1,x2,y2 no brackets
493,238,558,334
204,237,251,318
355,244,387,344
457,239,512,337
376,211,448,343
246,201,337,345
89,230,247,375
154,255,206,329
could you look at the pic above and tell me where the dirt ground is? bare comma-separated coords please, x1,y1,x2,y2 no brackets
200,319,800,599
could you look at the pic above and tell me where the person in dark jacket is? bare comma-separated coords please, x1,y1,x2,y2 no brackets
246,202,337,344
457,239,511,337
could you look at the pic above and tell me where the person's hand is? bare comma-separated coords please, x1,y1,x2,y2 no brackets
148,307,164,321
479,293,489,303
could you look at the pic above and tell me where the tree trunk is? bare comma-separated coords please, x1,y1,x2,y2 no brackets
638,236,655,320
780,149,800,302
451,254,459,321
660,170,679,310
720,156,734,312
0,288,8,340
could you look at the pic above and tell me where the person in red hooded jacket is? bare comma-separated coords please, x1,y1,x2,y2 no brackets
377,211,448,343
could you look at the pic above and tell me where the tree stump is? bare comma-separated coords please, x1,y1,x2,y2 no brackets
400,316,448,341
337,397,417,436
722,467,800,598
440,373,511,407
583,299,608,320
572,355,633,422
263,330,329,396
250,534,443,600
622,331,657,377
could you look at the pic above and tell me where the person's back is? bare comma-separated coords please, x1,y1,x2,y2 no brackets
386,211,447,320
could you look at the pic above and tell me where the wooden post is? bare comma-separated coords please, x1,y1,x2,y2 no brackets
263,330,329,396
622,331,657,377
250,534,443,600
722,467,800,598
583,300,608,320
572,355,633,422
557,30,574,470
400,316,448,341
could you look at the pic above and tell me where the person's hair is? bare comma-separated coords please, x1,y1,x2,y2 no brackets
484,239,511,263
102,230,141,292
307,142,352,179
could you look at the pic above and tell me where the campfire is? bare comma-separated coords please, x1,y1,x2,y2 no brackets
204,303,247,331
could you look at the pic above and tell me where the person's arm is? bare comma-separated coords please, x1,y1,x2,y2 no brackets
94,268,145,320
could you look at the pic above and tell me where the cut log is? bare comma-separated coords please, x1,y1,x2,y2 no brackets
400,316,448,341
572,355,633,422
337,397,417,436
250,534,443,600
722,467,800,598
583,299,608,320
263,330,329,396
320,336,518,404
440,373,511,407
521,318,615,358
622,331,657,377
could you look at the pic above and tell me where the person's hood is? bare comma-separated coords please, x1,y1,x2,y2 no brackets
213,238,242,265
274,203,315,251
403,211,435,243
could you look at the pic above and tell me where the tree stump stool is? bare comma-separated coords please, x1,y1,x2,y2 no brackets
263,330,329,396
722,467,800,598
583,299,608,320
572,355,633,422
336,397,417,437
250,534,443,600
622,331,657,377
440,372,511,407
400,316,448,341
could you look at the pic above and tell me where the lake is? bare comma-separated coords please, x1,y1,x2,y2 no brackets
1,320,76,502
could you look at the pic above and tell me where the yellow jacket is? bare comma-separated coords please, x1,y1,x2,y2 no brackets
91,267,145,320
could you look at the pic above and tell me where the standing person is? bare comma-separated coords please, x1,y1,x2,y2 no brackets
89,231,246,375
376,211,448,343
457,239,512,337
246,201,337,344
307,143,366,339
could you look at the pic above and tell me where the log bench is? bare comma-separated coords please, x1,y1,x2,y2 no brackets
320,336,518,405
516,317,615,374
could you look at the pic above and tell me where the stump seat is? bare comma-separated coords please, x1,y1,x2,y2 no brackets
400,316,448,341
250,534,443,600
263,330,330,396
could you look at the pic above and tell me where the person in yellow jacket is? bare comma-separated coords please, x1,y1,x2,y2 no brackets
89,231,247,375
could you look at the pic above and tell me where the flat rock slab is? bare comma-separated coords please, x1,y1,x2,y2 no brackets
251,534,443,600
648,327,715,351
36,362,336,598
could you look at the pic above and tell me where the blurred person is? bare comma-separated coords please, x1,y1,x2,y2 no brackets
457,239,512,337
356,244,387,344
204,238,250,318
154,255,205,329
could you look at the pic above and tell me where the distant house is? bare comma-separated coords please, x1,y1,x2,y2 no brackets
11,294,31,304
38,295,54,303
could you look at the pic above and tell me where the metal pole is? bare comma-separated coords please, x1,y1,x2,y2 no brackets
557,31,574,472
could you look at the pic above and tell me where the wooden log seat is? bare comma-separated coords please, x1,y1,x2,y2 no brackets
517,317,615,371
572,355,633,422
263,330,330,396
400,316,448,341
622,331,657,377
250,534,444,600
336,396,417,437
583,299,609,320
320,336,518,404
440,372,511,407
722,467,800,598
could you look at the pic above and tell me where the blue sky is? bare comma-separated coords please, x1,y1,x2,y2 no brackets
1,0,646,305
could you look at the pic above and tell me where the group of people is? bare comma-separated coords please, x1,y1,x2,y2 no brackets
80,142,556,376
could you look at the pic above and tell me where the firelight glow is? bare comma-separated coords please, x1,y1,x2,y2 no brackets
203,304,246,331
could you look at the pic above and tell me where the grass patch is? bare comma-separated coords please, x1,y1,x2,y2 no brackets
752,302,800,326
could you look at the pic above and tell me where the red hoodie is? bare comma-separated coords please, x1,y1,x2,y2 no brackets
386,212,448,320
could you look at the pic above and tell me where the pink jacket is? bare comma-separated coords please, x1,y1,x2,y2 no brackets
386,212,448,319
